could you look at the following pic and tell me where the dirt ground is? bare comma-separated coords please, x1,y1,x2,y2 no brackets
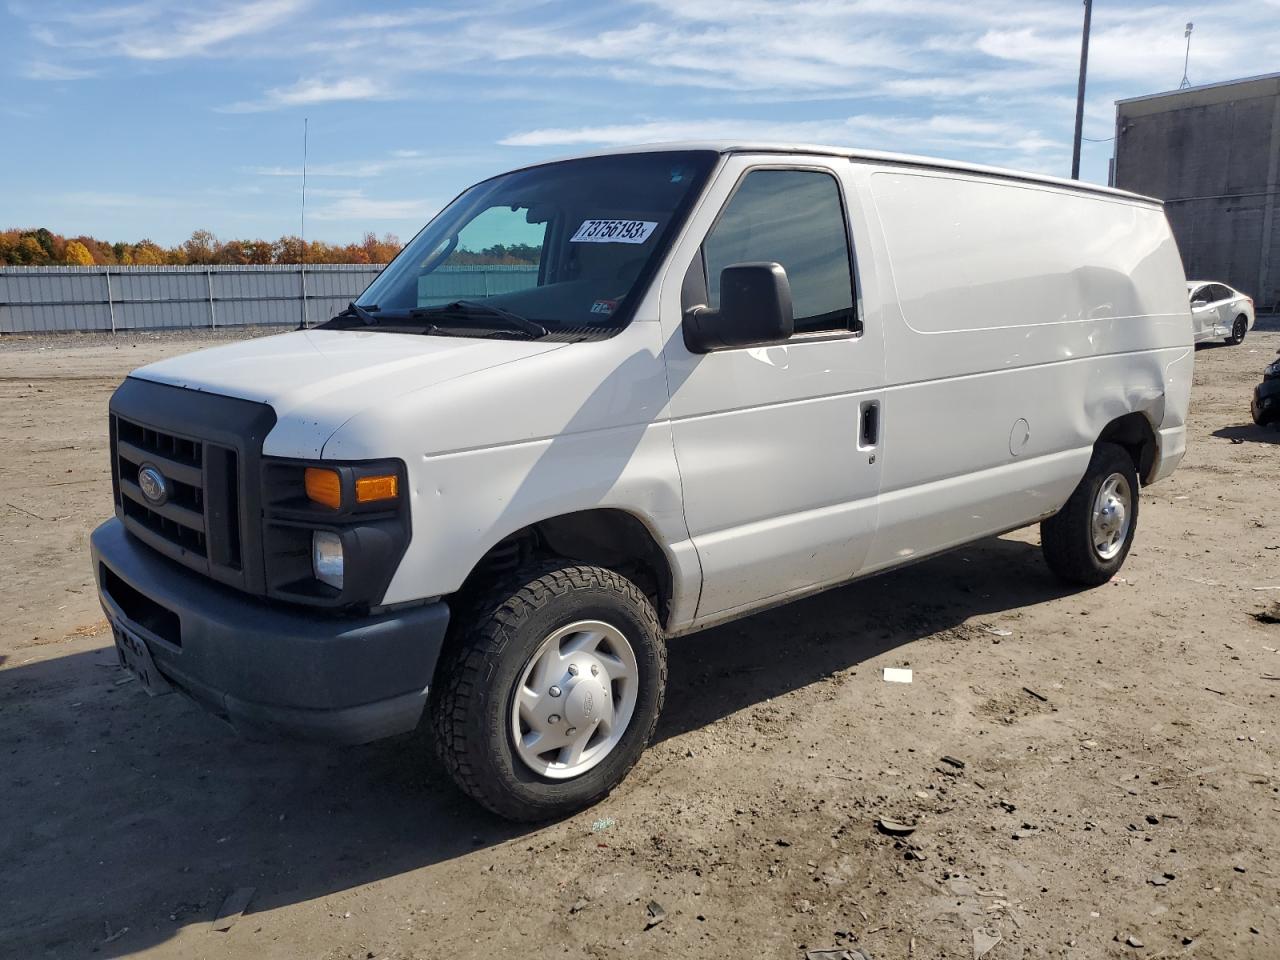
2,323,1279,960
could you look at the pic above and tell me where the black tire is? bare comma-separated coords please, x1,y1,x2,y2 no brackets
1040,442,1139,586
431,561,666,822
1226,315,1248,345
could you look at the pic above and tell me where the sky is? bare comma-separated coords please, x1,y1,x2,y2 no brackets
2,0,1277,246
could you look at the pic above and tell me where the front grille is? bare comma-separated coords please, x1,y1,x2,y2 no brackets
116,417,207,555
112,414,242,574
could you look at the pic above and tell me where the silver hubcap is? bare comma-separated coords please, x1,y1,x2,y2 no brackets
510,620,639,780
1091,472,1132,560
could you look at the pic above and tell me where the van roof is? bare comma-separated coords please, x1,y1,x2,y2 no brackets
535,141,1158,205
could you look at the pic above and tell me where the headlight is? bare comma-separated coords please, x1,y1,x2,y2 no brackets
304,465,399,510
312,531,344,589
262,457,408,607
1265,360,1280,378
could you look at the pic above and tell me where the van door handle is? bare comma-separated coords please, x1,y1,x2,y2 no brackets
859,400,880,449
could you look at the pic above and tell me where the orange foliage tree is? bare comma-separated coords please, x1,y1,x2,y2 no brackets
0,227,403,266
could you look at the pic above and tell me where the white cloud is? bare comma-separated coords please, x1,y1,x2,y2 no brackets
22,0,306,61
56,190,191,209
21,60,98,80
126,1,304,60
13,0,1280,197
218,76,389,113
323,9,470,31
244,150,482,179
305,187,366,198
500,113,1035,159
308,196,439,222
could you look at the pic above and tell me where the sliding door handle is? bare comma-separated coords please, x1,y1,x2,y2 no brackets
859,400,880,449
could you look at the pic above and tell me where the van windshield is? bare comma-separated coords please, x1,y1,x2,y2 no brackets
346,150,717,338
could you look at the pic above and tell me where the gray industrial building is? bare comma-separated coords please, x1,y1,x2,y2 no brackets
1113,72,1280,312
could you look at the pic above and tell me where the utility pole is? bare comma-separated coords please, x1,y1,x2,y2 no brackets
1179,22,1194,89
1070,0,1093,180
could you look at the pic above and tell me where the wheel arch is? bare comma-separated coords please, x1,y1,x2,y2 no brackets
454,508,680,631
1097,411,1159,484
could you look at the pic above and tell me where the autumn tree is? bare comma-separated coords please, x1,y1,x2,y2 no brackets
63,240,95,265
75,236,115,264
182,229,219,264
361,232,401,263
32,228,57,260
16,236,47,265
2,226,404,266
131,241,165,266
273,235,303,264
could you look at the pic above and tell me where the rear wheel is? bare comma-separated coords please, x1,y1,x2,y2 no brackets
1041,442,1139,585
1227,315,1248,345
431,561,666,821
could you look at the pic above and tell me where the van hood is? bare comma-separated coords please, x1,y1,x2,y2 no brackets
131,328,567,457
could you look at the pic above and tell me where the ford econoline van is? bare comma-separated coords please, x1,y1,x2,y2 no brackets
91,143,1193,820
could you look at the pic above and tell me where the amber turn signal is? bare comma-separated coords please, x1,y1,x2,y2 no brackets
355,474,398,503
304,467,342,509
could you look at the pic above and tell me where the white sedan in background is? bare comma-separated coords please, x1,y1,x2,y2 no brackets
1188,281,1255,345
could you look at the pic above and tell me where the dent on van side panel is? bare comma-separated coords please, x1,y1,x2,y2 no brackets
850,163,1192,572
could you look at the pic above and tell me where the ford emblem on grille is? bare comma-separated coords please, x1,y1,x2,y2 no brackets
137,464,170,506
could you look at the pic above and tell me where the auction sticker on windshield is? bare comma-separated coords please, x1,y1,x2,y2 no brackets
571,219,657,244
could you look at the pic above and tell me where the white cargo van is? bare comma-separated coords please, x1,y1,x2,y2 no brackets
92,143,1193,820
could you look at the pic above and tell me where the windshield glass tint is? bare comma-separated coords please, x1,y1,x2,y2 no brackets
357,150,717,332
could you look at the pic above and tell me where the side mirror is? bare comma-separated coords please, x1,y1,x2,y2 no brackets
683,262,794,353
1191,300,1208,310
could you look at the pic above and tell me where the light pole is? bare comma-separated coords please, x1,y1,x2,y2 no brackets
1070,0,1093,180
1180,22,1194,89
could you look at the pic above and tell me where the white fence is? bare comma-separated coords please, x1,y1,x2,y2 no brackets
0,264,385,334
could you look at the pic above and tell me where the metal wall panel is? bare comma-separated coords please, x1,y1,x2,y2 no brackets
0,265,385,334
1114,73,1280,310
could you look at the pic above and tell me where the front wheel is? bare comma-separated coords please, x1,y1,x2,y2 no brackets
1226,315,1248,345
431,561,666,821
1040,442,1139,585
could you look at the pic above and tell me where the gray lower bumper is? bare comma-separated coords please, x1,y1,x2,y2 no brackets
91,518,449,744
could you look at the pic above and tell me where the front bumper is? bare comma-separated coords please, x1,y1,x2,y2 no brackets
1254,378,1280,426
91,518,449,744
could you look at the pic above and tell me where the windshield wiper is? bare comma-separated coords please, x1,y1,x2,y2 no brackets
407,300,549,339
327,301,381,326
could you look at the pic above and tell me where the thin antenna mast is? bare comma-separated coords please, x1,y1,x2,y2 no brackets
1179,22,1194,89
300,116,309,328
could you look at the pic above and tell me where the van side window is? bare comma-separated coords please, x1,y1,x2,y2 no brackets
702,170,857,335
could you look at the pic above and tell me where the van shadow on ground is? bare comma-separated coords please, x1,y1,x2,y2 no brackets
0,535,1073,958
